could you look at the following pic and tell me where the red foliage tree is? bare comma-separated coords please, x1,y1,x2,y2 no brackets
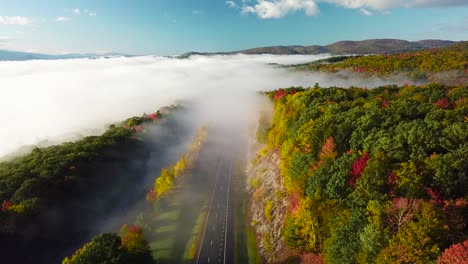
147,113,158,121
348,153,369,188
441,199,468,240
319,137,337,161
119,224,147,252
274,90,287,101
386,198,422,232
427,187,444,205
301,253,324,264
435,98,451,109
135,125,143,133
354,66,365,73
147,190,156,202
437,240,468,264
312,160,323,171
387,171,397,186
1,200,12,212
312,137,337,171
381,99,389,108
290,192,301,215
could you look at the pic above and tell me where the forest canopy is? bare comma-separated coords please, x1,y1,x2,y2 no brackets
290,42,468,85
0,106,180,217
261,83,467,263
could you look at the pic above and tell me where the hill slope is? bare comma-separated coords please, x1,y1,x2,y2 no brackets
290,41,468,85
179,39,457,58
249,84,468,263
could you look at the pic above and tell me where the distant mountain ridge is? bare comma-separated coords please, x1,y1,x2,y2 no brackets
0,39,458,61
179,39,458,58
0,49,132,61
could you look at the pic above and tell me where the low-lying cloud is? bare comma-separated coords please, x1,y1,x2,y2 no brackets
0,53,410,158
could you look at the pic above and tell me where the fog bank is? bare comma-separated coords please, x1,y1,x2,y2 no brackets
0,53,407,157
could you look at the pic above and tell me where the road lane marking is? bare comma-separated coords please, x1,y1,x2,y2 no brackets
223,157,233,264
195,157,223,264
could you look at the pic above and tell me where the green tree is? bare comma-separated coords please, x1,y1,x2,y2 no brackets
377,202,446,264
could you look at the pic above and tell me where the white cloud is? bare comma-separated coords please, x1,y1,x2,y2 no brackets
56,16,71,22
73,8,81,15
0,16,33,25
359,8,373,16
242,0,319,19
192,10,203,15
240,0,468,19
87,11,97,17
226,1,237,8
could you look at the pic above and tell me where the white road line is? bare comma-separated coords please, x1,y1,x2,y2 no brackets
224,157,233,264
195,157,223,264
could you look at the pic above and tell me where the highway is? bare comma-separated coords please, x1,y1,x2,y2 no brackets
195,152,234,264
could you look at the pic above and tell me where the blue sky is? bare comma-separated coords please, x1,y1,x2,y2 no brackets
0,0,467,55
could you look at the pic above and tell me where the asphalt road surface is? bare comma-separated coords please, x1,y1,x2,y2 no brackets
195,151,234,264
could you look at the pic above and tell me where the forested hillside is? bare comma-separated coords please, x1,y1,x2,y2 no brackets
0,105,188,263
291,42,468,85
0,106,176,218
251,84,467,263
63,125,208,264
179,39,456,58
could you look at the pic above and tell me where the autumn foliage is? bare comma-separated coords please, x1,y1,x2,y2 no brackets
147,127,207,203
262,83,467,263
348,153,369,188
274,90,287,101
119,224,150,254
1,200,12,212
437,240,468,264
435,98,451,109
319,137,337,161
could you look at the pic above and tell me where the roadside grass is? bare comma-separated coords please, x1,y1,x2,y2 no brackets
150,200,180,260
183,208,208,260
146,169,212,263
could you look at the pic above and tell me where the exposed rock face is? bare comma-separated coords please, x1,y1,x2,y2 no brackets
246,150,290,263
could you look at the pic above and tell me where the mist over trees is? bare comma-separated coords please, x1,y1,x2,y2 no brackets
0,105,193,263
292,41,468,85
